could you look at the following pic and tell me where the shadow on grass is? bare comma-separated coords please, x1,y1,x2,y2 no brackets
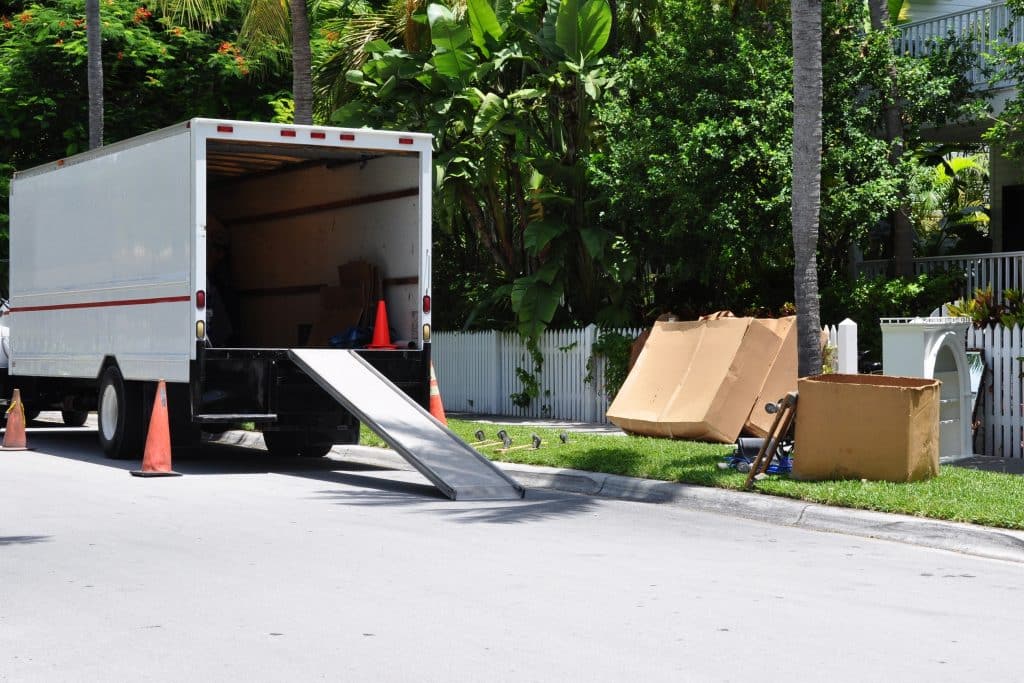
550,444,745,489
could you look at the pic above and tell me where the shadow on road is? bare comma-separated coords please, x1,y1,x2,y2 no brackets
314,487,596,524
23,430,594,519
0,535,51,545
19,421,596,522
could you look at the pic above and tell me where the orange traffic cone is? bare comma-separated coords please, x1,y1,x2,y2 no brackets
131,380,181,477
1,388,29,450
429,363,447,426
366,299,397,349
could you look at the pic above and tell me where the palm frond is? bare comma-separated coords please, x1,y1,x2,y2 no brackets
157,0,234,29
240,0,292,47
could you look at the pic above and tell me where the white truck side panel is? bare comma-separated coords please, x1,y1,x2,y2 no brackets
10,131,194,382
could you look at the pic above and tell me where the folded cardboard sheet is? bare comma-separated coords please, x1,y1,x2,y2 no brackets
607,318,785,443
744,316,798,437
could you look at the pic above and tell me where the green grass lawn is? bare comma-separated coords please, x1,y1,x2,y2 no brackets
360,419,1024,530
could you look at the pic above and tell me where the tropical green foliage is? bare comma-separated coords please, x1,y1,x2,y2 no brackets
589,0,981,320
0,0,288,293
910,150,990,256
947,286,1024,329
331,0,617,339
820,270,966,361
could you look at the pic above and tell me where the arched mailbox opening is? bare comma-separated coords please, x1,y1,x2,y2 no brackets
880,317,972,460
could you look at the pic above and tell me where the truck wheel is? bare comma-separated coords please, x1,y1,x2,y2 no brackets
263,431,332,458
98,366,145,460
61,410,89,427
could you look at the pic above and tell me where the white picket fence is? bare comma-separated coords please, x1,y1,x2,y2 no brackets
433,321,858,424
432,325,642,423
966,325,1024,458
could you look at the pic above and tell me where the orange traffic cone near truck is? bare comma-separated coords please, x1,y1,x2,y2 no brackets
1,388,29,450
130,380,181,477
429,363,447,425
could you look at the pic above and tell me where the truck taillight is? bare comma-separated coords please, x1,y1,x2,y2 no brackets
217,125,233,133
422,295,431,313
196,290,206,309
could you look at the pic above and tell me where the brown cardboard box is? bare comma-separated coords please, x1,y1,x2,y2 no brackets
793,374,940,482
745,317,798,437
606,318,780,443
307,285,364,346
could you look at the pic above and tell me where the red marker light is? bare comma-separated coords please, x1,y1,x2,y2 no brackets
196,290,206,309
280,129,296,137
217,125,234,133
422,295,431,314
340,133,355,141
311,131,326,139
399,137,414,145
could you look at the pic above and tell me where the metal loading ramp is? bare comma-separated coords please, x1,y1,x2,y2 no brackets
288,349,526,501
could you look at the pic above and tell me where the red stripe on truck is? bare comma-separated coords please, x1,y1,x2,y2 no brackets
11,295,191,313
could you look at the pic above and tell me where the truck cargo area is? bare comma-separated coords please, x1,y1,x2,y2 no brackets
204,138,424,351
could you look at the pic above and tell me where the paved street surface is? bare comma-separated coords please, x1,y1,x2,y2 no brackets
2,418,1023,682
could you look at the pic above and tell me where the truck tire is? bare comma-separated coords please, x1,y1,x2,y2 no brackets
98,366,145,460
61,410,89,427
262,431,333,458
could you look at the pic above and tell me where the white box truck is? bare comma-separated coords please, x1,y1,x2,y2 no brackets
7,118,523,500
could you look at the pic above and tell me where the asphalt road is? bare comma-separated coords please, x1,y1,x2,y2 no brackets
2,420,1023,682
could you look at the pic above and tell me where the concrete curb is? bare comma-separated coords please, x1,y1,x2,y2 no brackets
212,430,1024,564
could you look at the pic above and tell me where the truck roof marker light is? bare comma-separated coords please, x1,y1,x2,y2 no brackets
422,294,431,314
196,320,205,340
399,137,414,145
340,133,355,141
56,160,65,168
196,290,206,309
281,129,296,138
311,131,326,140
216,125,234,133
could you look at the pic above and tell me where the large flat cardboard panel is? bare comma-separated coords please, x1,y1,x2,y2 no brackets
745,317,798,437
607,318,779,443
793,374,940,482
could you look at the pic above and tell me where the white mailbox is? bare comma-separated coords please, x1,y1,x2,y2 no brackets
880,317,972,460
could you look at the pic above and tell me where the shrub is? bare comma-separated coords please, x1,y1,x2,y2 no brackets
820,271,966,362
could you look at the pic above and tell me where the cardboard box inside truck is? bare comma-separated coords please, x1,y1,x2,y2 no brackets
606,317,783,443
792,374,940,482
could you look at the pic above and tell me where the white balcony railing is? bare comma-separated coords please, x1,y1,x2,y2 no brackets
897,1,1023,89
859,250,1024,300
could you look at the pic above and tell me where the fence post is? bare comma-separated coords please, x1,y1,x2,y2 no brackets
837,318,858,374
582,324,598,422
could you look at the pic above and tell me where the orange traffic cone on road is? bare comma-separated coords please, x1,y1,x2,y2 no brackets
1,388,29,451
131,380,181,477
366,299,397,349
429,363,447,426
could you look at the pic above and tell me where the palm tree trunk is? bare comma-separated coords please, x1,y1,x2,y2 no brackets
791,0,823,377
289,0,313,124
86,0,103,149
